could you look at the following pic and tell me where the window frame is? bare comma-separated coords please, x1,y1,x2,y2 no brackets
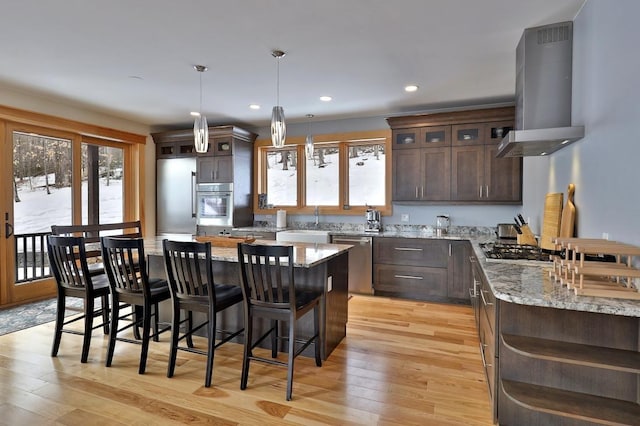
254,129,391,216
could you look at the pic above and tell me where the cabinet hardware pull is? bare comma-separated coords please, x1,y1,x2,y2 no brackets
486,185,489,198
191,171,197,218
449,243,452,257
421,186,424,198
469,288,477,298
415,186,419,198
394,247,423,251
479,185,483,198
480,289,493,306
479,342,492,368
394,274,423,280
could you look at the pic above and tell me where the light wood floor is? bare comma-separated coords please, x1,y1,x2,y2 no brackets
0,295,493,425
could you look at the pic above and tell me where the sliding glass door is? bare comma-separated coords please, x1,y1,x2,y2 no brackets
1,126,128,306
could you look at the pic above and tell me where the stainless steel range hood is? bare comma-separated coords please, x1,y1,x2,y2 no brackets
497,21,584,157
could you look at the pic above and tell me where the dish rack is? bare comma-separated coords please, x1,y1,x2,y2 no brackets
549,237,640,300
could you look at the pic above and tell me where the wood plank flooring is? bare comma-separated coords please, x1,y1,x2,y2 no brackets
0,295,493,425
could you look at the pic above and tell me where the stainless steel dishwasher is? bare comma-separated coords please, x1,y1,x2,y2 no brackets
331,235,373,294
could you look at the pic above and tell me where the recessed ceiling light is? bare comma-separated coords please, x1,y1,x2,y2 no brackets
320,96,332,102
405,85,419,92
190,111,200,117
540,152,548,156
249,104,261,110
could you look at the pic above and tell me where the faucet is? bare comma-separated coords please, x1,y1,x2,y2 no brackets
314,206,320,228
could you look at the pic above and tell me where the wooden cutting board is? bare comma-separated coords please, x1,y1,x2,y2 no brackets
195,235,255,248
540,192,564,250
559,183,576,239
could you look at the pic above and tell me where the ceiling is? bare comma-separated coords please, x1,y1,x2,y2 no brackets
0,0,585,131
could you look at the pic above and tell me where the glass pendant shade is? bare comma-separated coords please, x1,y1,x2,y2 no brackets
193,115,209,153
305,134,314,159
271,106,286,148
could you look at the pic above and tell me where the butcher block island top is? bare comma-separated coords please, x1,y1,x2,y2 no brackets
144,235,352,268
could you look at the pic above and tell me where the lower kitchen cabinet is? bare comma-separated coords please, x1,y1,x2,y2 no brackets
374,263,448,299
472,259,640,425
498,303,640,425
373,237,472,304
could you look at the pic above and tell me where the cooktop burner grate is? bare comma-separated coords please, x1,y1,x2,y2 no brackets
480,242,551,262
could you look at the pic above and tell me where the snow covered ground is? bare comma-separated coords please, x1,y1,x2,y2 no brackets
267,150,386,206
14,179,123,234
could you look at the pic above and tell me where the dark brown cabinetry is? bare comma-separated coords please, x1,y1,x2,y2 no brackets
388,107,522,204
471,259,640,425
451,144,521,202
392,147,450,201
471,256,499,423
373,238,472,303
196,156,232,183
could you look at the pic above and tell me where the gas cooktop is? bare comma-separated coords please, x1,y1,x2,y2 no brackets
480,241,551,262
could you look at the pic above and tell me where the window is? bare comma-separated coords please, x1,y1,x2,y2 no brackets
81,143,124,224
306,144,339,206
255,130,391,215
348,143,386,206
266,148,297,206
13,132,73,233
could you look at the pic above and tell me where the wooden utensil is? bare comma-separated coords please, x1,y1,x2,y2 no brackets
540,192,564,250
559,183,576,239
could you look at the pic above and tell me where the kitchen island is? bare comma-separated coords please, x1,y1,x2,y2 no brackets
469,238,640,425
144,236,352,360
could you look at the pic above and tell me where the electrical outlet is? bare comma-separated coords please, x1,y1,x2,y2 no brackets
602,232,609,240
401,214,409,222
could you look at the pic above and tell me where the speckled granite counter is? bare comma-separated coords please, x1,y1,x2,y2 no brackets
235,227,640,317
144,235,351,269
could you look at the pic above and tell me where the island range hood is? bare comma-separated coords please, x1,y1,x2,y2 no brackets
497,21,584,157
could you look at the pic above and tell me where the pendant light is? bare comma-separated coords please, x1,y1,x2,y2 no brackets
193,65,209,153
270,50,286,148
305,114,314,160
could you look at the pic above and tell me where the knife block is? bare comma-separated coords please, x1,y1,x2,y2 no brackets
517,225,538,246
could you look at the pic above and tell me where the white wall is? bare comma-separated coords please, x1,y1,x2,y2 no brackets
522,0,640,245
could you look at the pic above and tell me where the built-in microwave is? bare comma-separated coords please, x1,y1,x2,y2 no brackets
195,183,233,227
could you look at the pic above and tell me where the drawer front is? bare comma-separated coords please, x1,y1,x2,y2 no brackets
374,264,448,298
479,308,496,399
374,237,448,267
479,279,496,335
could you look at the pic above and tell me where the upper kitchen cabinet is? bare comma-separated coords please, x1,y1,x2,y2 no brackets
193,126,257,184
392,125,451,149
387,106,521,204
392,147,451,201
452,123,485,146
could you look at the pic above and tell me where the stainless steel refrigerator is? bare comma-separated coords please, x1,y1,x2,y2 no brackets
156,157,197,234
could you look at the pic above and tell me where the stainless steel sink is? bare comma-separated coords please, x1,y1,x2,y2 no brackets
275,229,330,244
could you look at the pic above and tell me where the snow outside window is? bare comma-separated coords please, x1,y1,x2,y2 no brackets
306,145,339,206
348,143,385,206
81,144,124,224
266,149,297,206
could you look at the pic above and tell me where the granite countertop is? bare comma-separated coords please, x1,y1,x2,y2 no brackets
467,238,640,318
230,226,640,316
145,235,351,269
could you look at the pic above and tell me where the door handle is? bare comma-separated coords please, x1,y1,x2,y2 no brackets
5,222,13,238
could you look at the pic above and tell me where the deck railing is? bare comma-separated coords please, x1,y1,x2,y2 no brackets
15,232,52,283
